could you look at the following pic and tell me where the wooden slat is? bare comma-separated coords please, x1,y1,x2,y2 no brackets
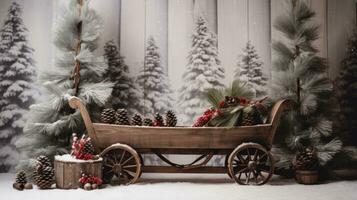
142,166,227,174
93,124,271,150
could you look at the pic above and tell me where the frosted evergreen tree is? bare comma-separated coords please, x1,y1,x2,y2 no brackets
15,0,113,173
178,16,225,125
0,2,37,172
136,36,173,116
234,41,268,97
271,0,342,171
104,40,146,115
336,29,357,146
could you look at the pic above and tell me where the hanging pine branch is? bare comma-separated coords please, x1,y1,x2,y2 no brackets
178,16,225,125
270,0,342,169
103,40,146,115
136,36,173,116
15,0,113,173
234,41,268,97
0,2,38,172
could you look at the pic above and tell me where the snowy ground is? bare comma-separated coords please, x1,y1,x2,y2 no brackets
1,173,356,200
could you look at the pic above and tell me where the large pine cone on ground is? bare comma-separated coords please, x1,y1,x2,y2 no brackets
15,171,27,184
35,166,54,189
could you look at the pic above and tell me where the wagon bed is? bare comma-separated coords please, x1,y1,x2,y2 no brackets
69,96,292,185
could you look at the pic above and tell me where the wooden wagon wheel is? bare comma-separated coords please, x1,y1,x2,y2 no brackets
228,143,274,185
100,143,142,185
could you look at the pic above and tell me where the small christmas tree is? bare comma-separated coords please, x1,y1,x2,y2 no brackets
103,41,146,115
178,16,225,125
336,29,357,146
15,0,113,173
270,0,342,171
136,36,173,115
0,2,38,172
234,41,268,97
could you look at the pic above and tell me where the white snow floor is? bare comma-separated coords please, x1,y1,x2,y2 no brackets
1,173,356,200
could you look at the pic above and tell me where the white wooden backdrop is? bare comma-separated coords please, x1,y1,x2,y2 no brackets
0,0,355,166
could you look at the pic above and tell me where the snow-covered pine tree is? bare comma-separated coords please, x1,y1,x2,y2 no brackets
234,41,268,97
271,0,342,171
178,16,225,125
0,2,37,172
336,29,357,146
15,0,113,173
136,36,173,116
104,40,146,115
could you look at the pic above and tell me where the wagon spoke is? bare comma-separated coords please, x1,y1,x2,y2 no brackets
245,171,251,184
124,169,136,177
253,149,258,161
247,149,251,161
236,154,246,163
119,150,126,164
106,156,115,165
234,167,248,175
259,153,267,162
122,155,134,166
104,163,114,168
123,164,137,169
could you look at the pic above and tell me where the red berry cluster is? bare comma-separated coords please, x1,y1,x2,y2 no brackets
79,173,103,186
71,134,95,160
193,109,217,127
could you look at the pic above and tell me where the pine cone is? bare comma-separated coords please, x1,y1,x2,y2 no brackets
239,105,263,126
153,113,164,126
165,110,177,127
143,118,153,126
101,108,116,124
35,166,54,189
83,141,96,155
115,109,130,125
294,147,319,170
131,114,143,126
15,171,27,184
225,96,239,107
36,155,51,167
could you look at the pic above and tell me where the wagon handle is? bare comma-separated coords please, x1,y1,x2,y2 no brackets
266,99,294,145
68,96,99,151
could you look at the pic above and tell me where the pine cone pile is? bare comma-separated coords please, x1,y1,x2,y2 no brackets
294,147,319,171
131,114,143,126
143,118,154,126
153,113,164,126
165,110,177,127
115,109,130,125
100,108,115,124
34,155,54,189
100,107,179,127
